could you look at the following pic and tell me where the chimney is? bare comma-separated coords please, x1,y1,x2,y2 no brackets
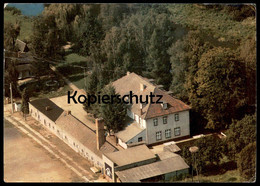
45,106,50,111
96,118,105,150
67,110,71,115
127,71,130,76
140,83,146,91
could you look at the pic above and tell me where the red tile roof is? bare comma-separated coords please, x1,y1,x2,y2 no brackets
112,72,191,119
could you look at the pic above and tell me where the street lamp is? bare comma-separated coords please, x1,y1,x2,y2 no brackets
189,146,199,182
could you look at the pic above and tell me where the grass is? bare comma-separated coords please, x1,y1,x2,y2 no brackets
56,53,89,90
4,10,34,41
181,169,247,183
167,4,256,46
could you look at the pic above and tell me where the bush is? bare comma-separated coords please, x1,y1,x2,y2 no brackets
5,6,22,15
237,142,256,180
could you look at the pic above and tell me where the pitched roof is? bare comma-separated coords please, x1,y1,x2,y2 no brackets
111,72,191,119
15,39,29,52
104,144,156,167
115,119,145,143
115,154,189,182
163,143,181,153
55,112,117,158
16,64,36,72
157,151,179,160
29,98,64,122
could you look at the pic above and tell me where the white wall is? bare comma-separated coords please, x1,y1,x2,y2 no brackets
29,103,103,169
146,110,190,145
118,138,128,149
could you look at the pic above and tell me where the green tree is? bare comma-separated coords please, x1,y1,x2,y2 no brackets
4,60,20,97
73,4,104,56
181,136,224,175
239,36,256,109
168,30,211,102
31,14,65,59
237,142,256,180
21,88,30,115
145,13,176,90
4,21,20,51
192,47,247,130
99,85,127,134
43,4,82,41
225,113,256,160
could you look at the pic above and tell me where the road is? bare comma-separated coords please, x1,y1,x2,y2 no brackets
4,111,102,182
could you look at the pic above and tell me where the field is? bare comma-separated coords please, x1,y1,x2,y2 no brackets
167,4,256,46
4,10,34,42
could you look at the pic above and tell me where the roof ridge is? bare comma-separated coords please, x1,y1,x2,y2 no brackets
131,72,156,88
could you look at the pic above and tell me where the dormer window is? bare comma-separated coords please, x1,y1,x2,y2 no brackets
161,102,168,109
140,83,146,91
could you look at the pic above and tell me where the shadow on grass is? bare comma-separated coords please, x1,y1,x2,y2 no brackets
68,74,85,82
56,61,92,76
203,161,237,177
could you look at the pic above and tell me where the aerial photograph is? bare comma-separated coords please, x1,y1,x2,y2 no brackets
3,3,256,183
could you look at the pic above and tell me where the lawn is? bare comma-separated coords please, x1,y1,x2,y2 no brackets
4,10,34,41
55,52,89,90
180,169,247,183
167,4,256,46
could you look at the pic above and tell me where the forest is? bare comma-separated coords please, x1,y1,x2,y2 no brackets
4,4,256,180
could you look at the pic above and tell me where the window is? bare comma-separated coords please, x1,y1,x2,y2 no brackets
138,137,142,142
153,118,158,126
156,131,162,141
175,113,179,121
44,119,46,125
30,109,33,114
174,127,181,136
163,116,168,124
49,123,51,128
165,129,171,138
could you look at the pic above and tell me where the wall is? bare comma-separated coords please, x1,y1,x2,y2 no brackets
29,103,103,169
165,168,189,181
56,126,103,169
146,110,190,145
29,104,56,132
118,138,128,149
102,154,116,182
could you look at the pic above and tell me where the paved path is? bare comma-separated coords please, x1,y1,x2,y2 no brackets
4,107,103,182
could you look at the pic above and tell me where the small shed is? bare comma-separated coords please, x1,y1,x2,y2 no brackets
15,39,29,52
